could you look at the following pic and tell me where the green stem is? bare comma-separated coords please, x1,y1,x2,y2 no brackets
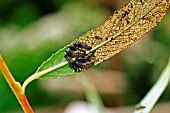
22,61,68,93
76,74,104,113
134,58,170,113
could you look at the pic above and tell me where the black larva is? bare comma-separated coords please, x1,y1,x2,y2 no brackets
76,52,94,63
64,55,73,64
73,42,92,50
77,61,94,70
65,48,86,58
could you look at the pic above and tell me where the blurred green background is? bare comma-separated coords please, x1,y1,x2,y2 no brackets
0,0,170,112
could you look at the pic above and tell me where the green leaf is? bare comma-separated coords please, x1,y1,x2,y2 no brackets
22,46,78,93
37,45,76,79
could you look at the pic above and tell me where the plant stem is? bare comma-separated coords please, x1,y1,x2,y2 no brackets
0,55,34,113
22,61,68,94
76,74,105,113
133,58,170,113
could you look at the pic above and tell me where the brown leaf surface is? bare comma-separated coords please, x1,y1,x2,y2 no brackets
70,0,170,67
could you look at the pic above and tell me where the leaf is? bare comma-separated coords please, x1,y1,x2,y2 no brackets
37,46,76,79
22,0,170,92
72,0,170,66
36,0,170,77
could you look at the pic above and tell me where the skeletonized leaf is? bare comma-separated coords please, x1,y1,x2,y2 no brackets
23,0,169,85
72,0,170,66
41,0,170,77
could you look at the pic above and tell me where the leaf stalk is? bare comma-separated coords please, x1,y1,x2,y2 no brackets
22,61,68,93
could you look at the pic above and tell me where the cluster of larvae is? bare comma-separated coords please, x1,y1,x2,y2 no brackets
64,42,95,72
